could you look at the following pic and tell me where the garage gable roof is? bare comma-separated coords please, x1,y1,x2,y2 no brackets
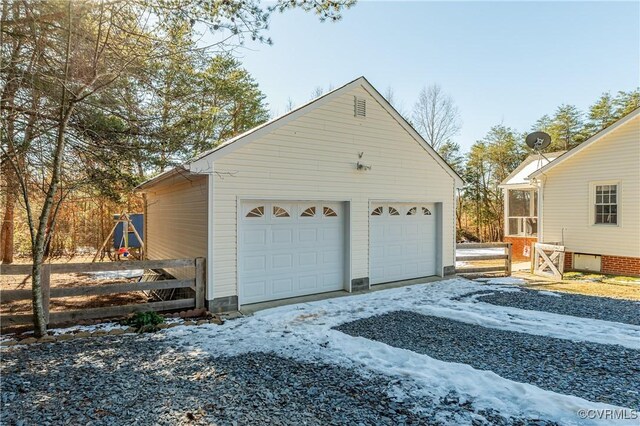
528,108,640,179
183,76,463,186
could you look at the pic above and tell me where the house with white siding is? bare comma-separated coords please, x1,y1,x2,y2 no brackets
136,76,464,311
504,108,640,276
499,151,565,261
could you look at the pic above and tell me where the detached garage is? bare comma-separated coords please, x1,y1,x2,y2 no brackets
137,76,463,312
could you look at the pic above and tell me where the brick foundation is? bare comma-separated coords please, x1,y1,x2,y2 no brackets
563,252,640,276
503,236,537,262
564,252,573,271
601,255,640,276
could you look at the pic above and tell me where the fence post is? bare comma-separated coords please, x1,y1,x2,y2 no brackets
505,243,512,276
42,264,51,325
530,243,536,274
195,257,206,309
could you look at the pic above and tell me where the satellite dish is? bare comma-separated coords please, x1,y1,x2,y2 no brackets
525,131,551,151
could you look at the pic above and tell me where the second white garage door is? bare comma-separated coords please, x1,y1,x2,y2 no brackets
239,201,345,305
370,203,437,284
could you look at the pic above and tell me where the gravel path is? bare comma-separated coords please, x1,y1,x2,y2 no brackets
335,311,640,409
1,335,558,426
474,288,640,325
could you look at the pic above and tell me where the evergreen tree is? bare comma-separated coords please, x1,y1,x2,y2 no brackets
548,104,584,150
438,140,464,175
588,92,616,130
613,89,640,118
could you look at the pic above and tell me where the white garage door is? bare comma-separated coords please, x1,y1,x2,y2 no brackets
370,203,437,284
239,201,345,305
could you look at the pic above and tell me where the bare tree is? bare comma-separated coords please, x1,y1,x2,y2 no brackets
411,84,461,151
285,97,295,112
383,86,409,121
311,86,324,98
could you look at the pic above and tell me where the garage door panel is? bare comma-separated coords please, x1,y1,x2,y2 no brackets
385,244,403,257
322,228,341,242
299,275,319,290
240,201,345,304
272,278,294,295
298,228,318,242
299,251,318,267
322,272,342,288
370,202,437,285
272,229,293,244
403,263,419,276
243,255,266,272
387,224,403,239
322,249,341,265
272,253,293,270
243,229,267,246
243,280,267,298
404,223,419,236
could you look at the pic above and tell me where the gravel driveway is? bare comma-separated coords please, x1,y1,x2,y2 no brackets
473,288,640,325
0,334,564,426
2,278,637,425
335,311,640,409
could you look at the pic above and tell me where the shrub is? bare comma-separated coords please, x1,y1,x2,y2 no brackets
121,311,165,332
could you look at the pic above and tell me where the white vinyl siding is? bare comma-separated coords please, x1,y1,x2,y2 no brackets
211,85,456,299
145,175,208,278
541,115,640,257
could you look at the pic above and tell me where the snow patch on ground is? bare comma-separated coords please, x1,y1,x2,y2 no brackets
456,248,505,267
0,315,187,342
477,277,526,285
456,248,504,257
85,269,144,280
165,278,640,425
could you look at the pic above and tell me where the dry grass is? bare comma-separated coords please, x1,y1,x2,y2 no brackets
512,270,640,301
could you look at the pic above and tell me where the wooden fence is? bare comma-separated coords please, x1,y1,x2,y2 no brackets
0,258,205,329
455,242,512,276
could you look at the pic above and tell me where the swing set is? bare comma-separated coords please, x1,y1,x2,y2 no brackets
93,213,145,262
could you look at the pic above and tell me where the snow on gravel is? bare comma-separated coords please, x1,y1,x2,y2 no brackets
163,278,639,425
335,311,640,408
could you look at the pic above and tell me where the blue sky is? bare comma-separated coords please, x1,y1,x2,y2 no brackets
232,1,639,152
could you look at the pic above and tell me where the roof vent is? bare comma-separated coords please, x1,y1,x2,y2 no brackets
354,97,366,118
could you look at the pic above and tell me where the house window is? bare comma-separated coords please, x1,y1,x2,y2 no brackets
422,207,432,216
407,207,417,216
388,206,400,216
594,184,618,225
507,189,537,236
